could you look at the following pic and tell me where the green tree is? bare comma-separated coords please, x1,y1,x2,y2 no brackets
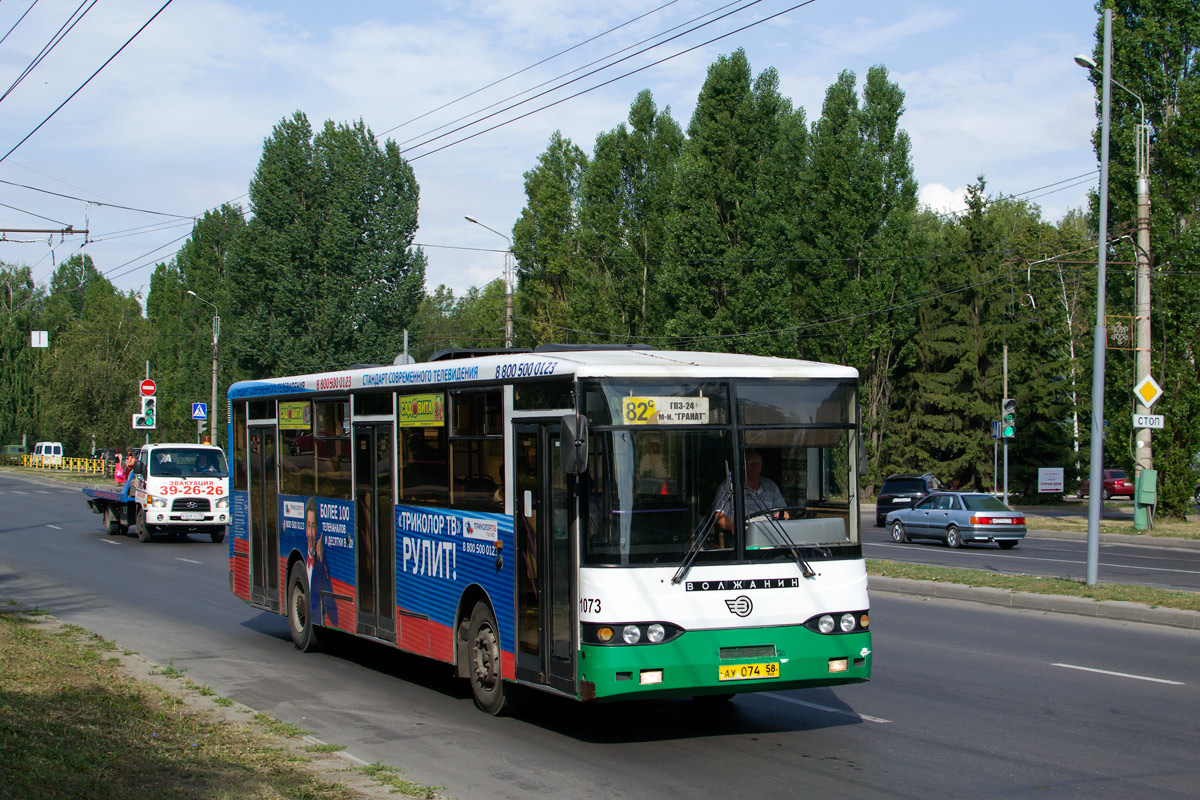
1085,1,1200,515
798,66,920,488
39,256,148,454
658,49,807,355
227,112,426,377
512,130,589,345
0,264,46,446
577,90,683,339
147,204,245,442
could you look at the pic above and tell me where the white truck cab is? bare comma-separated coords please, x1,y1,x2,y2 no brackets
131,443,230,542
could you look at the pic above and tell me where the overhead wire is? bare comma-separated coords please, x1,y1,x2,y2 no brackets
0,0,176,165
403,0,795,159
392,0,748,149
0,0,40,47
381,0,683,138
0,0,97,106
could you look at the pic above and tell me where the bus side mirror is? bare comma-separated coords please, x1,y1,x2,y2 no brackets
560,415,589,474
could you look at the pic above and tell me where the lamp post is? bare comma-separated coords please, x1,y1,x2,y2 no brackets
186,290,220,445
1075,51,1153,477
464,215,514,348
1079,10,1114,586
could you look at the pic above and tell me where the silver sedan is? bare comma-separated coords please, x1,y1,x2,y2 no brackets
885,492,1026,549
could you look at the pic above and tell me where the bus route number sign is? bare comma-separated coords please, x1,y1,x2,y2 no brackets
718,662,780,682
622,396,710,425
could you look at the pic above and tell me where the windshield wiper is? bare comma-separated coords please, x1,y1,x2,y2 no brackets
746,498,815,578
671,463,732,585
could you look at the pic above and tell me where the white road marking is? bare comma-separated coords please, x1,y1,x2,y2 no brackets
175,558,203,565
12,490,29,495
869,542,1200,576
1052,662,1185,685
762,692,892,723
101,539,121,545
46,525,62,530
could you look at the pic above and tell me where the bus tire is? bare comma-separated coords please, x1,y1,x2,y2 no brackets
287,562,320,652
136,510,153,543
467,601,507,715
211,529,225,544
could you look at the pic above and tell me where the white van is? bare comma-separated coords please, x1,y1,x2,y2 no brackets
32,441,63,466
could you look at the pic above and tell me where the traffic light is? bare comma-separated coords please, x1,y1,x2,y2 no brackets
1001,398,1016,438
133,396,156,429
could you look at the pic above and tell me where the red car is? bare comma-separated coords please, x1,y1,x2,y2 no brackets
1080,469,1134,500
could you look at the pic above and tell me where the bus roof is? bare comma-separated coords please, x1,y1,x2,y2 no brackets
227,348,858,401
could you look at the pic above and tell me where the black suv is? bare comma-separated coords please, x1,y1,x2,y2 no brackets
875,473,943,527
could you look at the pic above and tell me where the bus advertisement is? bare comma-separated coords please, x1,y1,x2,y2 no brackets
227,346,871,714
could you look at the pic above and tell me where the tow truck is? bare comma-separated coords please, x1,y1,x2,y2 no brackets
83,442,229,543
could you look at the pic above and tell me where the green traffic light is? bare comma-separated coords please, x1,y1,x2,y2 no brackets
1002,424,1015,437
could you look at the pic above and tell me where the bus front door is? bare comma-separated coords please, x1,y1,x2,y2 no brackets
354,424,395,642
515,424,576,695
248,425,280,611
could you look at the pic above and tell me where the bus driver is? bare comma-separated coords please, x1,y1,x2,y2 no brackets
713,449,790,535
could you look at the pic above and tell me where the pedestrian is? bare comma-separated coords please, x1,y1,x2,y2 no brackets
113,450,126,485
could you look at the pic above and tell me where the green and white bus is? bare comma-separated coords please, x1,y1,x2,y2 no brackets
227,345,871,714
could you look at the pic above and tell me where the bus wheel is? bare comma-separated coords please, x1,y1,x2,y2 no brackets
211,529,225,544
468,601,507,715
287,563,320,652
136,510,153,543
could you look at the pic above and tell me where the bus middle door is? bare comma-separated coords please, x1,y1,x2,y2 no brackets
514,423,576,695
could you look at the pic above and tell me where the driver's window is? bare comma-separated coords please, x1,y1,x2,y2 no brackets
915,496,936,510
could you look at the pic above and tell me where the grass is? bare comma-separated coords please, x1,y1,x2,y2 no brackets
868,559,1200,612
360,763,443,800
1023,510,1200,539
0,606,441,799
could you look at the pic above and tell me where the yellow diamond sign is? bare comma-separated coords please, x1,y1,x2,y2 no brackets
1134,375,1163,408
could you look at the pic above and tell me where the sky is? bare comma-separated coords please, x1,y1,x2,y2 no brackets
0,0,1102,303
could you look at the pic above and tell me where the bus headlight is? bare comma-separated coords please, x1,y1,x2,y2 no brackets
806,610,869,635
582,621,683,645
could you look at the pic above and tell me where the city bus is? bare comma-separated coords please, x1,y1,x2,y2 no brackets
226,346,871,714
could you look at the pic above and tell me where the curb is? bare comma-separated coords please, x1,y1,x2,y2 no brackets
870,576,1200,631
1026,528,1200,550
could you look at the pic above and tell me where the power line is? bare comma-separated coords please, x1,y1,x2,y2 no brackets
0,0,40,47
0,176,195,219
381,0,683,138
404,0,788,159
0,0,176,165
0,0,98,106
393,0,748,150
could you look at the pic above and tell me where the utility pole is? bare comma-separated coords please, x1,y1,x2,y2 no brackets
1003,344,1009,507
1133,120,1152,475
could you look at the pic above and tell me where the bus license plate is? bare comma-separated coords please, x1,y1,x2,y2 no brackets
718,662,780,681
179,512,204,520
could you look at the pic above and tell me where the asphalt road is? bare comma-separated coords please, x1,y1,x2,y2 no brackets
863,528,1200,592
3,469,1200,799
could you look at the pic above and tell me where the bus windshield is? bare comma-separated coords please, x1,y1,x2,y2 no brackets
580,379,859,566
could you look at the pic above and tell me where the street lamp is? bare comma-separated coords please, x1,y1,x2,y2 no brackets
464,215,514,348
1077,11,1114,586
1075,52,1153,478
186,290,220,445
